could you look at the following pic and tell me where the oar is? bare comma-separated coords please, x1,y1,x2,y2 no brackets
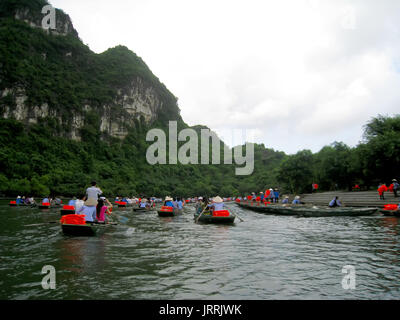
195,206,207,223
233,211,244,222
25,221,59,227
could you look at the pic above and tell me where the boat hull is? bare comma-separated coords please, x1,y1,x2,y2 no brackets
194,213,235,224
61,222,111,236
158,209,183,217
60,209,75,216
237,202,378,217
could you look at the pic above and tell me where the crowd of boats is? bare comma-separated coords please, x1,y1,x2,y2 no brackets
6,181,400,237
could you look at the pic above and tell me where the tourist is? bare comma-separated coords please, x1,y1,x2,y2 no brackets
378,183,388,200
139,198,147,208
42,196,50,204
329,196,342,208
164,196,174,207
282,196,289,204
96,197,113,223
74,195,85,212
292,196,301,205
68,197,76,206
177,198,183,210
54,197,62,206
210,196,224,212
393,179,399,198
85,181,102,204
76,198,97,222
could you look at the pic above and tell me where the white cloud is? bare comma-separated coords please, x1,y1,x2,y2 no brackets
50,0,400,154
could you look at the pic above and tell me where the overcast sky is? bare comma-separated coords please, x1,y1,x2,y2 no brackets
50,0,400,154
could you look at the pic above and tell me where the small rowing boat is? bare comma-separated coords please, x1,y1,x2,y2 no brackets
60,214,115,236
61,222,114,236
194,210,235,224
60,205,75,216
38,203,51,210
157,206,182,217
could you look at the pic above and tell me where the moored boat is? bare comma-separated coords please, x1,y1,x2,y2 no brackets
194,209,235,224
237,202,378,217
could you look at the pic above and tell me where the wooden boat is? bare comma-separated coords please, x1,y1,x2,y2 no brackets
237,202,378,217
236,202,299,215
194,210,235,224
61,222,114,236
157,206,182,217
133,206,150,212
293,207,378,217
60,205,76,216
38,203,51,210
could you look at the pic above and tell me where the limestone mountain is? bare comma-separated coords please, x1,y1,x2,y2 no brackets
0,0,183,141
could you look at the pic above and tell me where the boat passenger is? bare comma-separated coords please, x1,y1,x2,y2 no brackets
329,196,342,208
68,197,76,206
177,198,183,210
76,198,98,222
164,196,174,207
282,196,289,204
96,198,112,222
140,199,147,208
292,196,301,205
74,195,85,213
210,196,224,212
42,197,50,204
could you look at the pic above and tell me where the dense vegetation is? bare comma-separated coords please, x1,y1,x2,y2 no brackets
0,114,399,198
0,0,399,199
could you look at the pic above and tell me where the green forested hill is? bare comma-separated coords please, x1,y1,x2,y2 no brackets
0,0,399,198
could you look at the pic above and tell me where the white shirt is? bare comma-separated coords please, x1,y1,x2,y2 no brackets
86,186,102,199
74,199,84,212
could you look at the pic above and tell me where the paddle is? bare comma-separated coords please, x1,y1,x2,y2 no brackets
195,205,207,223
233,211,244,222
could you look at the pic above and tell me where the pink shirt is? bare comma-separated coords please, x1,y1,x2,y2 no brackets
98,206,108,222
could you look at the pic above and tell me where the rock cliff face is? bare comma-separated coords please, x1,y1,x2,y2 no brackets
0,0,180,140
1,77,165,141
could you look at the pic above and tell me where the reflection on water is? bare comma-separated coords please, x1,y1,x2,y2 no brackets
1,204,400,299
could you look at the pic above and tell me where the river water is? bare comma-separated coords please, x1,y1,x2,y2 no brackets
1,203,400,300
